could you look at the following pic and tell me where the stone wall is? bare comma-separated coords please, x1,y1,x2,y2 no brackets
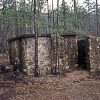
9,40,20,65
8,34,78,76
38,37,51,75
8,34,51,75
87,36,100,72
51,34,78,74
62,34,78,69
22,38,35,75
78,36,100,72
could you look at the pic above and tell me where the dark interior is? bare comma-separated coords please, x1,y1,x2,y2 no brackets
78,39,87,70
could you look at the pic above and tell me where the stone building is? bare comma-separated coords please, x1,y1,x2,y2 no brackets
78,35,100,72
8,34,51,75
51,33,78,74
8,33,78,76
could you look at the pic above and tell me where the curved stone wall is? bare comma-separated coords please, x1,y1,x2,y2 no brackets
8,33,78,76
8,34,51,75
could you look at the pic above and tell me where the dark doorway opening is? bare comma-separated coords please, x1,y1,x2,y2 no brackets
78,39,87,70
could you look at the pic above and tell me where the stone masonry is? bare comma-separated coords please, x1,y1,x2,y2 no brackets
78,35,100,72
8,33,78,76
8,34,51,75
51,33,78,74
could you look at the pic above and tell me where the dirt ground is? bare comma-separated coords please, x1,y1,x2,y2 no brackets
0,70,100,100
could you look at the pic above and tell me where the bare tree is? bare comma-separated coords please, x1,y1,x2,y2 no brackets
34,0,39,77
96,0,99,35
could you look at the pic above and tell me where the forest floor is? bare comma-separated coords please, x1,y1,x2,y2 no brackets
0,70,100,100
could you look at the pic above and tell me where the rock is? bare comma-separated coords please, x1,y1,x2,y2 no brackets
0,64,6,73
